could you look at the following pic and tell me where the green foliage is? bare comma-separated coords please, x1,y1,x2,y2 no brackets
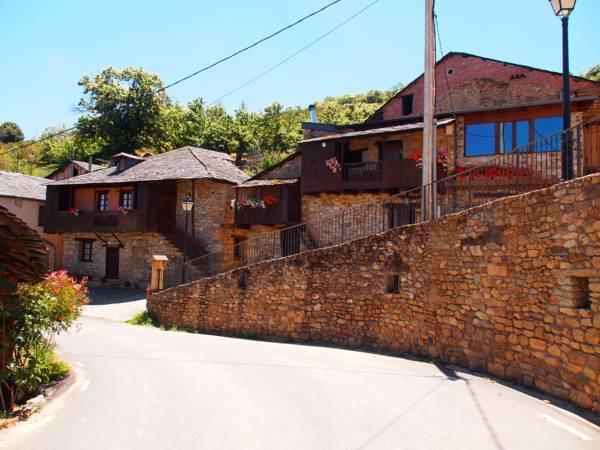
76,67,173,156
1,271,88,407
582,64,600,82
11,65,400,173
257,151,290,172
126,310,157,327
0,122,24,143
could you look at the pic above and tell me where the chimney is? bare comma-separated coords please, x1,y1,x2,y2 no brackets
88,156,93,173
309,104,317,123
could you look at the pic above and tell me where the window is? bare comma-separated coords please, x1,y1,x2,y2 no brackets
534,117,562,152
97,191,109,212
80,240,93,262
58,186,74,211
515,120,530,151
571,277,591,310
401,94,414,115
38,205,45,227
385,273,400,294
499,122,513,154
465,123,496,156
120,191,134,210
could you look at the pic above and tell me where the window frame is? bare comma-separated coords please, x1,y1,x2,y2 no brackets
96,191,109,212
464,116,562,157
79,239,94,262
401,94,414,116
120,190,135,210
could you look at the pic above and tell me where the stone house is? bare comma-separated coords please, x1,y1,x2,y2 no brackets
0,171,63,269
221,52,600,263
46,160,105,181
44,147,247,287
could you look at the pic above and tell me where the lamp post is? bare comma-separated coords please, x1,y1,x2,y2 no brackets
181,194,194,283
549,0,577,180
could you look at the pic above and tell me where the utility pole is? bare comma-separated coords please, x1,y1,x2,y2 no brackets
421,0,436,221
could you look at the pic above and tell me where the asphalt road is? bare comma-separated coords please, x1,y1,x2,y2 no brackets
1,314,599,450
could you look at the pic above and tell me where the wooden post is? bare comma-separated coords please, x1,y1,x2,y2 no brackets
421,0,436,221
151,255,168,291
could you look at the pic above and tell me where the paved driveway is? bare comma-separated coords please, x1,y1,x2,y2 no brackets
82,287,146,322
1,307,599,450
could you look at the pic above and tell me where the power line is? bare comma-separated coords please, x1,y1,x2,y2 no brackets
1,0,344,159
156,0,343,94
434,12,455,113
209,0,381,106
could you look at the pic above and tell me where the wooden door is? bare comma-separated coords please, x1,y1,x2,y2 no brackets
105,247,120,279
157,182,177,233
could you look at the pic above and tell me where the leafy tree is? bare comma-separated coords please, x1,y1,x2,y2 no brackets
0,122,24,143
582,64,600,82
37,127,100,167
76,67,173,155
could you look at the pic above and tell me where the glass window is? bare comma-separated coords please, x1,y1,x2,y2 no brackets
121,191,134,210
534,117,562,152
81,241,93,262
97,192,109,212
516,120,530,151
499,122,513,153
465,123,496,156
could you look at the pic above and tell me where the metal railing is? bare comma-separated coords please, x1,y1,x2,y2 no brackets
171,120,599,287
343,161,383,182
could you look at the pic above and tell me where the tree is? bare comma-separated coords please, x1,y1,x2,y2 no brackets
76,67,173,155
582,65,600,82
37,127,100,167
0,122,24,143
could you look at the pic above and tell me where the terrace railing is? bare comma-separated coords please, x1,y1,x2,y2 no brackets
172,120,600,287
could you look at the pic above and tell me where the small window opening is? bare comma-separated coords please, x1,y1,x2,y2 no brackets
571,277,591,309
401,94,414,115
385,273,400,294
447,68,454,75
238,272,248,290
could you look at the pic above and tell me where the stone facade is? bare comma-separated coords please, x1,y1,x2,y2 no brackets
63,232,183,287
150,173,600,414
176,179,237,253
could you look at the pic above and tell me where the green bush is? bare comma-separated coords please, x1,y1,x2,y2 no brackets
1,270,88,409
126,310,157,327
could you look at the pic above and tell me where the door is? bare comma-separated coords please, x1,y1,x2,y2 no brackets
157,181,177,233
105,247,120,279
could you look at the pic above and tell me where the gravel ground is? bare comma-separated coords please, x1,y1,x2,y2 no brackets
83,288,146,322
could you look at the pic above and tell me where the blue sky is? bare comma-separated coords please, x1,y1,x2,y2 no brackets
2,0,599,139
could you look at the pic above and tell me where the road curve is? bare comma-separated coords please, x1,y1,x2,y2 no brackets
1,316,599,450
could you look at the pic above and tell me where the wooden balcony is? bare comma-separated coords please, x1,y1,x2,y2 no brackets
44,209,143,233
234,183,301,227
302,159,424,194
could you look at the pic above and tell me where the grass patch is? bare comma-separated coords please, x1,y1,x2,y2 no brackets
126,310,158,327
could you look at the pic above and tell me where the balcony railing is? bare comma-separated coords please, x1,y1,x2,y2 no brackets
173,119,600,287
343,162,383,182
45,209,142,233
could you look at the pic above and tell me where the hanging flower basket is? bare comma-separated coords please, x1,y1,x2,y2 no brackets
68,208,80,216
406,148,450,170
237,196,266,209
117,206,130,215
325,157,342,174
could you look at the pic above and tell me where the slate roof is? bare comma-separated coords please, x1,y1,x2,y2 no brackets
299,118,455,143
239,178,299,187
0,171,49,201
50,146,249,186
0,205,48,282
45,160,105,180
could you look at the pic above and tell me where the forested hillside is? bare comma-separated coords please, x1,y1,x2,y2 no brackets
0,67,399,176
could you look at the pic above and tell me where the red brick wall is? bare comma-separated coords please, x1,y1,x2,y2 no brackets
380,53,600,121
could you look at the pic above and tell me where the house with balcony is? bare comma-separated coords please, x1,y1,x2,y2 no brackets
45,147,247,286
297,52,600,223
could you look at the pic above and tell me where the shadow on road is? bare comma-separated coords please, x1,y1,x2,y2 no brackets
87,288,146,306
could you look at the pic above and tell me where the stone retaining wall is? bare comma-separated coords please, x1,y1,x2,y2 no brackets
149,174,600,414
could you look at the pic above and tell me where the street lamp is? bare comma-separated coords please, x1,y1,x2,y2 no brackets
181,194,194,283
549,0,577,180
